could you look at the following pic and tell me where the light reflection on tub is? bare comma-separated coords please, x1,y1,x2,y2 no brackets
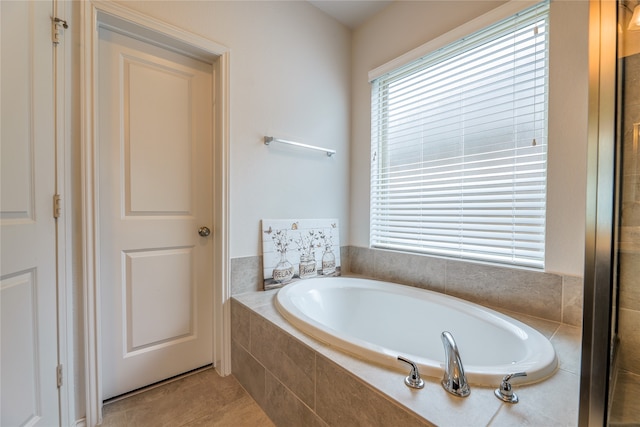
275,277,557,386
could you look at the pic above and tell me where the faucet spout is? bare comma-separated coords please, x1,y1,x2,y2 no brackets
441,331,470,397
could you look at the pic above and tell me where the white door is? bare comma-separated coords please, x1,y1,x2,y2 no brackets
0,1,60,426
98,27,214,399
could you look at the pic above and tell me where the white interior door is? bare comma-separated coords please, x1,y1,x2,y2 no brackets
0,1,60,425
98,27,214,400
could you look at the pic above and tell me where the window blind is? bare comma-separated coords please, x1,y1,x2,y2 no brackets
370,1,549,269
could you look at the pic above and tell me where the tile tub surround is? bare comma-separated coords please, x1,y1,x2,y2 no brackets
232,246,583,327
231,288,581,427
231,247,352,295
348,246,583,326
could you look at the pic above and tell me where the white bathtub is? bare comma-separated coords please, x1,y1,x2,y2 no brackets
275,277,557,386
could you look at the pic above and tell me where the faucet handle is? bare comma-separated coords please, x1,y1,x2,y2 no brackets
397,356,425,389
494,372,527,403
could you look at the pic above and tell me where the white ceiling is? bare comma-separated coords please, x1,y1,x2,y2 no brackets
308,0,393,29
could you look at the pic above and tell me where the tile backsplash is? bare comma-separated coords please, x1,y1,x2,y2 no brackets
231,246,582,326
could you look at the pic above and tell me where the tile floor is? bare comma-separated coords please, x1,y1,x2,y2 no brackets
101,368,274,426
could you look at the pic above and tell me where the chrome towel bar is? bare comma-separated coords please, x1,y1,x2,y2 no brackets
264,136,336,157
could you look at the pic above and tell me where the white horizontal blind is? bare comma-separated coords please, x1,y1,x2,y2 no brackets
370,1,549,269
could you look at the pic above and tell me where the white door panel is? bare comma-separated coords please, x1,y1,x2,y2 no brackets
126,59,193,214
1,1,60,425
98,27,213,399
125,248,195,350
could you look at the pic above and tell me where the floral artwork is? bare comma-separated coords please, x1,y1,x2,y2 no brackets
261,219,341,290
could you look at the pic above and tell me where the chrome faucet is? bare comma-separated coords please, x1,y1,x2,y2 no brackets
441,331,470,397
495,372,527,403
397,356,425,389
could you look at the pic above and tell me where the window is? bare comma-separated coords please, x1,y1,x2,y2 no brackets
370,1,549,269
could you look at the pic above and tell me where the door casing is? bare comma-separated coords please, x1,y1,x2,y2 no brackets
80,2,231,425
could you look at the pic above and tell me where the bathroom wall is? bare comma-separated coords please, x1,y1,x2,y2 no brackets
230,0,587,324
350,0,590,277
116,0,353,259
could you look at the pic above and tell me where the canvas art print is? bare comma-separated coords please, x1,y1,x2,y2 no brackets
261,219,341,290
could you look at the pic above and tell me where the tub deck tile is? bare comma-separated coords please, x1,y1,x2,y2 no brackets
550,324,582,375
316,355,434,427
489,368,580,427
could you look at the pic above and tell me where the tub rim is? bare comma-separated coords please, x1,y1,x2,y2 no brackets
275,276,558,386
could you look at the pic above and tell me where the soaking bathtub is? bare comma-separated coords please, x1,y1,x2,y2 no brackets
275,277,557,386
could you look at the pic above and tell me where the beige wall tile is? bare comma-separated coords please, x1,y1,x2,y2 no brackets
339,246,351,273
315,355,433,427
445,260,563,322
231,246,582,324
620,251,640,311
374,249,446,292
231,340,266,407
562,275,584,326
231,299,250,350
250,312,316,408
619,308,640,376
610,370,640,424
231,256,263,295
264,372,326,427
348,246,377,276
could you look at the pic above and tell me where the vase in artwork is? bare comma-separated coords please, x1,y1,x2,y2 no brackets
299,254,317,279
321,247,336,275
272,251,294,283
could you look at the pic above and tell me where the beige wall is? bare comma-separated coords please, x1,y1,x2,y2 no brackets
350,0,590,276
116,0,353,259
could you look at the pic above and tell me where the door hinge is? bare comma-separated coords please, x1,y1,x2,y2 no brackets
53,194,62,219
52,17,68,45
56,364,63,388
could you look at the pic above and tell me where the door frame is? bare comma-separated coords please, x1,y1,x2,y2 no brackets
56,1,75,425
80,2,231,425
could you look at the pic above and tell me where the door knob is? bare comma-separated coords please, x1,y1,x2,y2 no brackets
198,226,211,237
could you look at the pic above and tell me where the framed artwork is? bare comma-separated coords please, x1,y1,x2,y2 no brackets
261,219,341,290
